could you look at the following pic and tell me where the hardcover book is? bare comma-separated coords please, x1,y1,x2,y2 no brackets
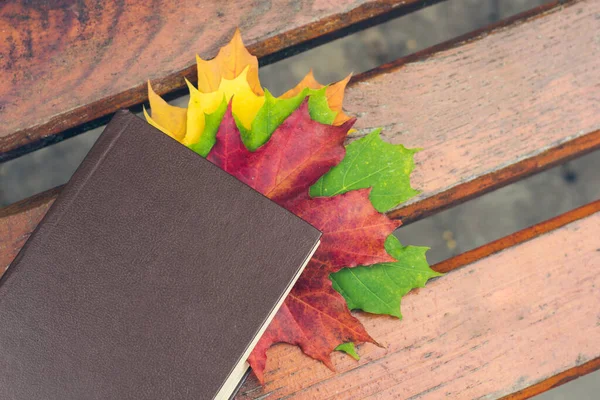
0,111,321,400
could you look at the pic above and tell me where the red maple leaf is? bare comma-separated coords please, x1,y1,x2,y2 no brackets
207,102,399,383
208,101,355,205
247,259,376,384
285,190,400,271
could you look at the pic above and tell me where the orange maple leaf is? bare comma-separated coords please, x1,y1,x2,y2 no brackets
196,28,263,96
281,69,352,126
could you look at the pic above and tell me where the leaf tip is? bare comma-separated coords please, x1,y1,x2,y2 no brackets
232,27,243,42
335,342,360,361
339,116,357,132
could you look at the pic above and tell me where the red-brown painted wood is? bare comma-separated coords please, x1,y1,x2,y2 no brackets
0,0,428,159
0,187,58,276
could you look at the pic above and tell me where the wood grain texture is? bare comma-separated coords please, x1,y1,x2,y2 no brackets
346,0,600,221
236,202,600,399
0,187,58,276
395,129,600,225
0,0,428,160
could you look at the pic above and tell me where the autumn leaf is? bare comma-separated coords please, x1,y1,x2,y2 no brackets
331,235,441,318
144,82,187,141
183,79,225,146
282,69,352,125
247,259,375,384
183,66,265,146
236,87,341,151
306,87,339,125
196,28,263,96
285,189,401,271
237,88,308,151
329,236,439,357
145,32,346,153
335,342,360,360
281,68,322,96
311,129,420,212
216,66,265,130
187,97,227,157
156,70,340,154
208,101,355,205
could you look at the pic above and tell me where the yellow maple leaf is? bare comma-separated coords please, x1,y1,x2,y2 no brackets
182,66,265,146
144,82,187,141
196,28,263,96
183,80,225,146
145,30,354,147
281,69,352,126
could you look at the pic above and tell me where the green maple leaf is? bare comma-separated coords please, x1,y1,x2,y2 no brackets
306,87,338,125
310,129,420,212
186,85,338,157
335,342,360,360
234,86,339,151
238,88,307,151
187,97,228,157
331,235,441,318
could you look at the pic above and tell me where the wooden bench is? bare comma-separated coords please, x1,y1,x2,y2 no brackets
1,0,599,398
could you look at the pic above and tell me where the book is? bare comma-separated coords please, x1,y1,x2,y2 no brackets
0,110,321,400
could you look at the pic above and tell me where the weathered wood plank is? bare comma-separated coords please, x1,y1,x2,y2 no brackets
0,0,431,160
236,200,600,399
396,129,600,225
2,0,598,265
345,0,600,222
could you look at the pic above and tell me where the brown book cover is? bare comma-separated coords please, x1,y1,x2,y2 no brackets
0,111,321,400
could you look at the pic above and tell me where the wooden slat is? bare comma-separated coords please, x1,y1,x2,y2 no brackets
501,358,600,400
345,0,600,223
0,0,431,160
396,130,600,225
236,200,600,399
2,0,599,263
